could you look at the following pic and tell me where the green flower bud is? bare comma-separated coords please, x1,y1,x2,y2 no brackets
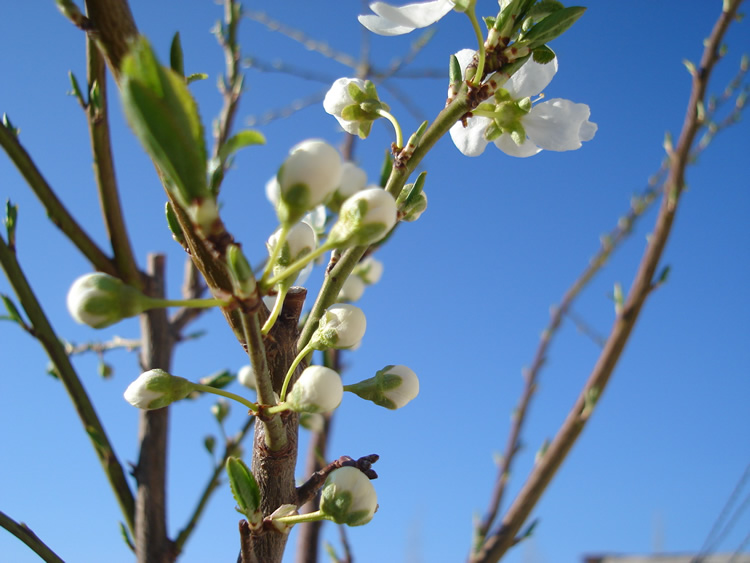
320,467,377,527
277,139,342,225
66,273,150,329
345,364,420,409
311,304,367,350
327,188,397,248
287,366,343,414
123,369,195,410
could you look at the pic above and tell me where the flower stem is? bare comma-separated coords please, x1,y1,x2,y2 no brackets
376,108,404,148
261,285,288,334
260,223,290,285
147,296,229,309
272,509,328,526
192,383,259,412
263,241,334,290
279,342,314,402
466,6,487,86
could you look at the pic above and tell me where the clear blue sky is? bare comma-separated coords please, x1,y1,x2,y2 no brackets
1,1,749,562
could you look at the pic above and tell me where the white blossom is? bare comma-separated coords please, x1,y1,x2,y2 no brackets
124,369,194,410
66,272,147,329
354,256,384,285
358,0,455,36
338,275,366,303
449,51,597,158
328,188,398,248
287,366,344,413
312,304,367,350
320,466,378,526
323,78,369,136
380,365,420,409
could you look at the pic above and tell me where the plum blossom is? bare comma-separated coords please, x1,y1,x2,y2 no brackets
449,50,597,158
358,0,455,36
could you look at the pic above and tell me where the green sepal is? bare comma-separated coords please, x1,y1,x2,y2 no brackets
164,201,185,245
68,71,86,107
226,457,262,524
120,36,209,208
320,488,370,526
4,200,18,249
531,45,556,65
347,82,368,104
1,294,26,326
521,6,586,49
170,32,184,77
364,80,379,100
341,105,369,122
483,16,496,30
509,123,527,146
357,120,373,140
344,365,403,409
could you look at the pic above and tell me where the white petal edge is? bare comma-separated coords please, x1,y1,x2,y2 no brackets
505,57,558,99
450,115,492,157
523,99,596,152
493,133,542,158
359,0,454,36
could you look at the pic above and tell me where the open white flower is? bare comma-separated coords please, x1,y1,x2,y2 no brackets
359,0,455,36
449,50,597,158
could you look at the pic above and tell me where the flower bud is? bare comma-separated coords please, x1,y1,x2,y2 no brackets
287,366,343,413
327,161,368,213
123,369,195,410
353,256,383,285
67,273,150,329
237,365,256,390
299,412,325,433
323,78,385,139
320,466,377,526
311,304,367,350
267,222,316,277
337,275,366,303
327,188,397,248
277,139,342,225
397,188,428,222
345,364,419,410
268,504,299,534
211,399,230,423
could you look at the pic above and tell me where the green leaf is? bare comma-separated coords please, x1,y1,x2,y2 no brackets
170,32,184,77
2,113,19,136
89,79,102,113
164,201,185,245
203,435,216,455
449,54,462,86
217,130,266,164
198,369,234,390
68,71,86,107
378,150,393,188
120,36,209,207
522,6,586,48
1,294,25,326
531,45,556,64
226,457,261,518
186,73,208,84
119,521,135,552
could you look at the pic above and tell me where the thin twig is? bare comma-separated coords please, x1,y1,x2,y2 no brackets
0,511,65,563
471,3,744,560
174,415,256,554
0,124,117,276
0,235,135,533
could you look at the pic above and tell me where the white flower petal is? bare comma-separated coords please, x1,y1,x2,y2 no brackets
449,115,492,157
523,98,597,152
359,0,454,36
493,133,542,158
505,57,558,99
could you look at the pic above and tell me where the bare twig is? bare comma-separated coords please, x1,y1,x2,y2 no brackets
471,3,744,561
0,235,135,533
0,511,65,563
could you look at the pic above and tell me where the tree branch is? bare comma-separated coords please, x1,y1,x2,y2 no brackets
0,510,65,563
471,3,744,560
0,235,135,533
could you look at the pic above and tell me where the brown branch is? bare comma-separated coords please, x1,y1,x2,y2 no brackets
0,511,65,563
85,33,142,287
471,2,743,561
83,0,138,80
134,254,176,563
0,124,117,276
